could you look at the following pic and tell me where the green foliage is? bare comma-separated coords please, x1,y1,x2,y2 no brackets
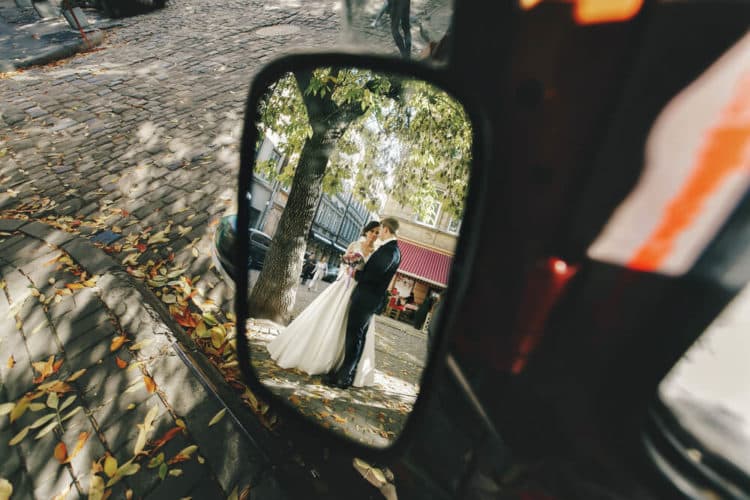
255,67,472,220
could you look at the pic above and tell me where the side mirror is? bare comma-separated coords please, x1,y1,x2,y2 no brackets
228,54,483,455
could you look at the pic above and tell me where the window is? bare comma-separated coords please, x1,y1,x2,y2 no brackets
415,199,441,227
447,217,462,234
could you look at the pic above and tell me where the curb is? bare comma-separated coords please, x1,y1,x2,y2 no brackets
0,218,291,494
10,28,104,71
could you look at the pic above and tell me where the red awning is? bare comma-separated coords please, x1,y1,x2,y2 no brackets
397,240,453,287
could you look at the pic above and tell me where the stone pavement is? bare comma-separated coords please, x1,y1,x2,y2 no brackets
0,219,283,499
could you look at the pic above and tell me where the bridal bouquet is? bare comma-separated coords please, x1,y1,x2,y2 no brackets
341,252,364,288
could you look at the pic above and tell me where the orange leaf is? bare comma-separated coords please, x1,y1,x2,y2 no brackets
144,376,156,393
121,209,130,217
110,335,128,352
150,426,183,453
173,307,198,328
115,356,127,369
53,358,64,373
32,355,57,384
66,283,84,291
63,432,89,464
54,441,68,463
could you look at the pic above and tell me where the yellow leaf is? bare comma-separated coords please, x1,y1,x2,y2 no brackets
7,355,15,368
104,455,118,478
9,426,29,446
0,478,13,500
191,247,199,258
0,402,15,416
10,396,31,423
30,288,40,297
110,335,128,352
147,230,170,245
194,321,208,338
122,253,139,266
175,419,186,429
112,226,122,233
127,403,136,410
210,327,225,349
208,408,226,427
54,441,68,463
63,432,89,464
89,475,105,500
66,368,86,382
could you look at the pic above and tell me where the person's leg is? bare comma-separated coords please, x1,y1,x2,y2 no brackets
390,0,407,57
400,0,411,58
335,299,372,386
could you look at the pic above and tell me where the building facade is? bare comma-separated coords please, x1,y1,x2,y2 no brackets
380,195,461,307
249,136,376,266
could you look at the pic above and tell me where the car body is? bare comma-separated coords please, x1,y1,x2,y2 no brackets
213,214,273,282
231,1,750,499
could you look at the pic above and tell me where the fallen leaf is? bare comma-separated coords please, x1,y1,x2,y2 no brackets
67,368,86,382
168,469,183,477
112,226,122,233
150,426,182,452
7,355,15,368
63,432,89,464
158,462,168,480
167,444,198,464
10,396,31,423
29,413,57,430
122,253,139,266
129,339,153,351
115,357,127,369
59,395,76,412
42,380,74,393
9,426,29,446
104,455,118,478
89,475,105,500
110,335,128,352
0,402,15,416
208,408,226,428
161,294,177,304
148,453,165,469
32,355,60,384
47,392,59,409
35,419,59,439
0,478,13,500
144,376,156,394
54,441,68,463
191,247,199,258
147,230,170,244
136,243,147,253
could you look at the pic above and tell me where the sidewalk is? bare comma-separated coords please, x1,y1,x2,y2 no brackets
0,0,110,73
0,219,282,498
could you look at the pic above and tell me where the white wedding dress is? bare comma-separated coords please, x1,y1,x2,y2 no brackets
266,240,376,387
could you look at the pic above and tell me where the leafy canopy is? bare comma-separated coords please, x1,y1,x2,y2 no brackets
255,67,472,219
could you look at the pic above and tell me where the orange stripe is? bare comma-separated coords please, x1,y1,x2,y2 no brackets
628,73,750,271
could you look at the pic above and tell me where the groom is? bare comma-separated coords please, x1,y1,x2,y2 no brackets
325,217,402,389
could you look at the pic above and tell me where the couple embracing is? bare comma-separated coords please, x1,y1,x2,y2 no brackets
267,218,401,389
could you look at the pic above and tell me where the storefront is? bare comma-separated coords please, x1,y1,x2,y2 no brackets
389,239,453,312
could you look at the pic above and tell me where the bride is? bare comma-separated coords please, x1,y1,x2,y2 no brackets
266,221,381,387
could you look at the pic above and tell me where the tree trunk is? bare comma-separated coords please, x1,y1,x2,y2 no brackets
247,132,327,324
247,71,361,324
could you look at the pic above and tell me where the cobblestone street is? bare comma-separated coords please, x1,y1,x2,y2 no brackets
0,0,452,497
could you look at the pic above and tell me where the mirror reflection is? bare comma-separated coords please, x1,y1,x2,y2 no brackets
223,66,471,447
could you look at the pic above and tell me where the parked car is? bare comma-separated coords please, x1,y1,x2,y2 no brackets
212,214,273,283
322,263,340,283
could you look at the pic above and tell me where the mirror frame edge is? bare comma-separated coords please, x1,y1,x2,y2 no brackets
235,52,491,460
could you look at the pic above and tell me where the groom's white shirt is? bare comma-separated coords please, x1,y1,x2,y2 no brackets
377,236,397,248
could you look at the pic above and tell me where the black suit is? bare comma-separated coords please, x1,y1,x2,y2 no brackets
334,239,401,385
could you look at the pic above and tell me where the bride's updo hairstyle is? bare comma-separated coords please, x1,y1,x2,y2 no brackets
362,220,380,236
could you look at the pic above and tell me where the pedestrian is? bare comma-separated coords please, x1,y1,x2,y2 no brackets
308,256,328,292
301,252,317,285
413,291,436,330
